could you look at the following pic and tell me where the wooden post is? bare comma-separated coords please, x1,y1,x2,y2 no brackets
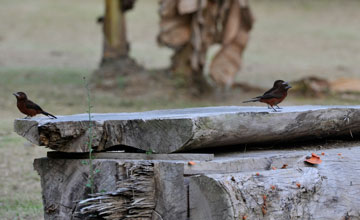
93,0,142,88
103,0,128,60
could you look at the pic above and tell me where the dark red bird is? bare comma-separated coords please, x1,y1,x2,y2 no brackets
13,92,57,119
243,80,291,112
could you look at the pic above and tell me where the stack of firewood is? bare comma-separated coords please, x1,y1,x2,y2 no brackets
158,0,254,88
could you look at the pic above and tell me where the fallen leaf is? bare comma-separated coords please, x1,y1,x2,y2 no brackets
304,153,322,165
296,183,301,188
271,185,276,190
242,216,247,220
271,166,277,170
338,153,342,156
188,161,196,166
263,195,267,201
256,172,260,176
281,164,288,169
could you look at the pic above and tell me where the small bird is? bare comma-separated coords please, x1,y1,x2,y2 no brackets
243,80,292,112
262,80,286,109
13,92,57,119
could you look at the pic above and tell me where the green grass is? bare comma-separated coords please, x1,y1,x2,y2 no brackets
0,198,43,220
0,134,47,220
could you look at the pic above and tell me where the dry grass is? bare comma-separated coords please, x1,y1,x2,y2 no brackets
0,0,360,219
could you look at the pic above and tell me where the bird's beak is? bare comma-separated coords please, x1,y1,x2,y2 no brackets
282,82,292,89
13,93,18,97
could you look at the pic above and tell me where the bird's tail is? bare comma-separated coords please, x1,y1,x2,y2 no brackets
242,98,260,103
42,111,57,119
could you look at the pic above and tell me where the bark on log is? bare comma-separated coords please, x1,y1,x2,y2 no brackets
79,161,156,219
34,158,119,220
34,159,187,220
14,106,360,153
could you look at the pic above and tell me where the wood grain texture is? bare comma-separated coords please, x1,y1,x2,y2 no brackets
47,151,214,161
34,146,360,219
14,106,360,153
189,147,360,219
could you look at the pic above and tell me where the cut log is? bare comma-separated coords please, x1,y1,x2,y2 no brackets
34,159,187,220
34,146,360,219
15,106,360,153
79,161,156,219
189,147,360,219
14,106,360,153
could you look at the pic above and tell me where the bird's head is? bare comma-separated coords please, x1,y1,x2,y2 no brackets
273,80,285,88
281,81,292,90
13,92,27,100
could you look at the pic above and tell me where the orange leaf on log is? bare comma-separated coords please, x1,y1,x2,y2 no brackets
188,161,196,166
305,153,322,164
281,164,288,169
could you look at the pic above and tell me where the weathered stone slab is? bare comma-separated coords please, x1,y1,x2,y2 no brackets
15,106,360,153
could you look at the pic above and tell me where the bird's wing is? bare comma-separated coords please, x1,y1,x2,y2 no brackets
25,100,44,112
258,92,283,100
262,86,276,95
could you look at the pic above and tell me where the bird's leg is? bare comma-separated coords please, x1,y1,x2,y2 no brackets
24,116,30,119
276,105,282,109
267,105,271,109
270,106,278,112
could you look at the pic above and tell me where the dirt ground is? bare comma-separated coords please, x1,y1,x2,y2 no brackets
0,0,360,219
